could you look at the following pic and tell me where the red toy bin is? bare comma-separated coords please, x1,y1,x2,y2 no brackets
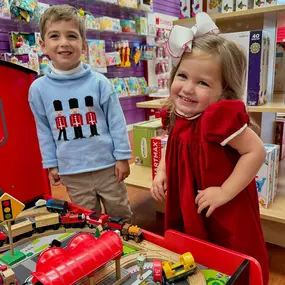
143,229,263,285
0,61,51,204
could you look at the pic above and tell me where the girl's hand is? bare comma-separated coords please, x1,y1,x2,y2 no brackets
195,187,231,217
150,170,167,201
48,167,61,186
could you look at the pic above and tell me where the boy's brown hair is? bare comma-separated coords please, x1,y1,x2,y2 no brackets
40,5,86,41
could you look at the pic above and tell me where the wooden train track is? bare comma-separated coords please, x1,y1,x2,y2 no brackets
0,225,103,253
93,239,207,285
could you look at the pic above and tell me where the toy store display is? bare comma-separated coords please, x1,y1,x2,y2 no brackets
0,194,263,285
256,143,280,209
110,76,154,97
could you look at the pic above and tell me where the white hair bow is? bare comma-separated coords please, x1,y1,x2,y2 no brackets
167,12,219,66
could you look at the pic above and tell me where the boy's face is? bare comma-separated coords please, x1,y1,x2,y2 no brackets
41,19,86,71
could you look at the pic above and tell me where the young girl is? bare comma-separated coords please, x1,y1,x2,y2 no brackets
151,13,269,285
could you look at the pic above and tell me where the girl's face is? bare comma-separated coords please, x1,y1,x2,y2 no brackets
170,50,223,117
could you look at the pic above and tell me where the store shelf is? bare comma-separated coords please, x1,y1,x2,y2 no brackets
136,95,285,112
136,98,166,109
173,4,285,27
247,94,285,113
148,91,169,98
70,0,153,15
125,163,152,189
86,28,153,38
126,163,285,225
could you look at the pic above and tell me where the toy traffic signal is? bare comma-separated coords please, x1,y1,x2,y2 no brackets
0,193,25,222
1,199,13,221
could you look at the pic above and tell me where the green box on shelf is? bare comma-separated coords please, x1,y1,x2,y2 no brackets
133,119,165,167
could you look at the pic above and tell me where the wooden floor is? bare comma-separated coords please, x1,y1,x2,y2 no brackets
51,131,285,285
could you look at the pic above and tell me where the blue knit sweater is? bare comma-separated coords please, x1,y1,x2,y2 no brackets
29,63,131,175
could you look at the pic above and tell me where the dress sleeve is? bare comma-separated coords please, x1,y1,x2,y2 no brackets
202,100,249,146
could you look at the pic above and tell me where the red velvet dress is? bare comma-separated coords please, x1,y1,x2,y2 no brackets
164,100,269,285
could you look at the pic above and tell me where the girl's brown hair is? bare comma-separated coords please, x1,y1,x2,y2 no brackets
163,33,259,134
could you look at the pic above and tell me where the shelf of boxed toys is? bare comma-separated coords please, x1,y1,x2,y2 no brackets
86,28,154,39
70,0,153,16
125,162,285,246
136,94,285,112
173,4,285,28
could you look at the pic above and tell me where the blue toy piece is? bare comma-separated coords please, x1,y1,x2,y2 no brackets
46,198,68,214
256,177,266,192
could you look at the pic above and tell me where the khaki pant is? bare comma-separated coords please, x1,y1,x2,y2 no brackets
60,166,132,222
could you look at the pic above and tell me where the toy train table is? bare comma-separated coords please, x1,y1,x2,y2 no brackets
0,196,263,285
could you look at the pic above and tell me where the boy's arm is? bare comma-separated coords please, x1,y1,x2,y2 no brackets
101,88,132,161
29,87,58,169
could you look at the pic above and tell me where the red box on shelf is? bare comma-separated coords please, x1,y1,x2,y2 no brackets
275,120,285,160
151,135,168,179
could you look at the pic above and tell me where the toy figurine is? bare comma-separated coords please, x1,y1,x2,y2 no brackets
136,254,146,279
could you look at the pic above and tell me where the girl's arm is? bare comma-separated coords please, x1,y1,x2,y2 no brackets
196,127,266,217
150,146,167,201
222,127,266,200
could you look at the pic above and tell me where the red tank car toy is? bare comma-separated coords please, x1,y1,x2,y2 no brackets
60,212,86,228
31,231,123,285
153,260,163,284
106,217,125,231
0,233,7,247
86,212,109,228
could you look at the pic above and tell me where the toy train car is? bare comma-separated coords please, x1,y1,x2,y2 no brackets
0,265,17,285
61,212,86,228
105,217,143,243
46,199,68,214
162,252,196,283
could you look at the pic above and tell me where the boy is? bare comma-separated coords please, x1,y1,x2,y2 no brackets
29,5,132,221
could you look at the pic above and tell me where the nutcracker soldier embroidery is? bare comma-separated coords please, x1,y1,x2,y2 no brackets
53,100,69,141
68,98,85,139
85,96,99,137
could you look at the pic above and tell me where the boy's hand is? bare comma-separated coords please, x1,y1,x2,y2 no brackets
48,167,61,186
195,186,231,218
115,160,130,182
150,170,167,201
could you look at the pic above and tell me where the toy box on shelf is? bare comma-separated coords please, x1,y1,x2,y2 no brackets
151,135,168,179
81,39,107,73
9,32,41,54
138,0,153,11
2,53,40,74
118,0,138,8
221,30,269,106
256,143,279,208
0,0,11,18
275,118,285,160
133,119,166,167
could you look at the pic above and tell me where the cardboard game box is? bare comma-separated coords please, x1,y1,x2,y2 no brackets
221,30,269,106
133,119,165,167
151,135,168,179
256,146,275,208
